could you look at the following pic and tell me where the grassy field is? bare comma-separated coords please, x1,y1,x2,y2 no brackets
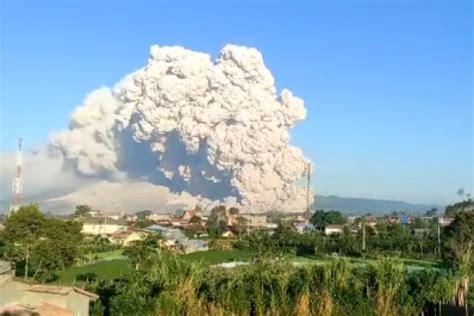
56,259,131,284
55,250,443,285
85,249,124,261
182,249,256,265
292,255,446,270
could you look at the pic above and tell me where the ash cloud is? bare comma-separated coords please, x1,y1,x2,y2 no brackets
51,44,313,212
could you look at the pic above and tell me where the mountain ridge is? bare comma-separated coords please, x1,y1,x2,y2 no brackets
313,195,444,214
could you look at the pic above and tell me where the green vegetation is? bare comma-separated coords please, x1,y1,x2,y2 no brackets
0,204,83,281
57,259,131,284
310,209,347,227
182,249,255,265
85,249,124,261
88,249,464,316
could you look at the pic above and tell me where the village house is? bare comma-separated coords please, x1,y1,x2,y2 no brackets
293,222,316,234
324,224,344,235
439,216,454,227
109,230,147,246
242,214,268,228
0,261,97,316
144,224,208,254
81,217,127,235
146,213,171,222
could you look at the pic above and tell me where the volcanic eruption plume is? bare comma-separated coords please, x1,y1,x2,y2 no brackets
51,44,313,212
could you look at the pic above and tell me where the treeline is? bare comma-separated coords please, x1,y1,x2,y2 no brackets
240,210,471,264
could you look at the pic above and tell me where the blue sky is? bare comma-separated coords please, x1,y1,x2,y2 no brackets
0,1,472,205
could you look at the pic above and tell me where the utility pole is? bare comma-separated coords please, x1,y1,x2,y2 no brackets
304,162,311,221
9,138,23,216
437,215,441,258
362,221,366,252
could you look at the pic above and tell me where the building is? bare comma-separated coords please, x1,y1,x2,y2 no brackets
146,213,171,222
347,216,360,224
105,213,124,221
325,224,344,235
109,230,147,246
242,215,268,228
182,210,199,221
293,222,316,234
81,217,127,235
0,262,98,316
144,224,208,254
439,217,454,227
180,239,209,254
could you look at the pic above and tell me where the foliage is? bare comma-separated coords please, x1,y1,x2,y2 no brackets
74,204,93,218
3,204,83,281
57,259,131,284
123,234,162,270
443,211,474,269
310,210,347,228
445,200,474,216
87,251,460,316
207,206,228,238
182,249,255,265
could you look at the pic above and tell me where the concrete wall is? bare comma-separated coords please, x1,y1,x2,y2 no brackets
0,280,28,306
82,223,125,235
66,291,90,316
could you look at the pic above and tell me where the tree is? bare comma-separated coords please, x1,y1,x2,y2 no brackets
445,200,474,216
4,204,46,279
310,210,346,228
443,211,473,268
424,208,438,217
74,204,93,218
442,211,474,307
123,234,162,270
228,207,240,216
33,219,83,281
4,204,83,281
207,206,228,238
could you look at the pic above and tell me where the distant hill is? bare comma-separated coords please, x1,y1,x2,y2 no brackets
313,195,444,215
1,192,445,216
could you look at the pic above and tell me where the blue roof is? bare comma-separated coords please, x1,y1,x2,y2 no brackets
294,222,316,230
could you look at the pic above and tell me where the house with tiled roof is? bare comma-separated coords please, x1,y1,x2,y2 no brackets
0,261,97,316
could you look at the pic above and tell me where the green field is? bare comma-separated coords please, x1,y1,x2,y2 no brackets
56,259,131,284
85,249,124,261
292,255,446,271
55,250,443,285
182,249,256,265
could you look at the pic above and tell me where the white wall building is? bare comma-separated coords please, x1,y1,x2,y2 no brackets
146,213,171,222
81,217,127,235
242,215,268,228
324,225,344,235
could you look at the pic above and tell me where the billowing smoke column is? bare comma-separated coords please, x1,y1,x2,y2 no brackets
51,45,313,211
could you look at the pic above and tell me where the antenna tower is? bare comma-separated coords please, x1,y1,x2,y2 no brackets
9,138,23,216
305,162,311,220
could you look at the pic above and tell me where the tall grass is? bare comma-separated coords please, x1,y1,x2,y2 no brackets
93,252,461,316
